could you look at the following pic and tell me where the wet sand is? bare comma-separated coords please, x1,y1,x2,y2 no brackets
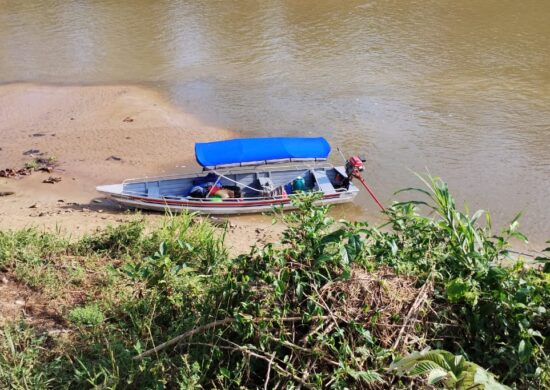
0,83,282,254
0,83,234,181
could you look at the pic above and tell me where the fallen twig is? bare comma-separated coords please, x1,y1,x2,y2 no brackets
133,318,233,360
264,352,275,390
134,315,330,360
219,337,313,389
392,278,432,351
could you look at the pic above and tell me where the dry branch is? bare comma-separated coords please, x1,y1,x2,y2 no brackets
133,315,330,360
133,317,233,360
392,278,433,351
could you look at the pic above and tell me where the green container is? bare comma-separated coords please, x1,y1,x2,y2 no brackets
210,195,223,202
293,176,305,192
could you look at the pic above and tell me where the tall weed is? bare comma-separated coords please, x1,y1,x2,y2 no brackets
373,175,549,387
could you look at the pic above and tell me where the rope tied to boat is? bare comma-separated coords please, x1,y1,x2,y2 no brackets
211,169,310,194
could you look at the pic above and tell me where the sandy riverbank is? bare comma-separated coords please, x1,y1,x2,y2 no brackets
0,83,282,254
0,83,543,259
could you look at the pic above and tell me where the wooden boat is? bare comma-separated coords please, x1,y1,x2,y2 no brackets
96,137,367,215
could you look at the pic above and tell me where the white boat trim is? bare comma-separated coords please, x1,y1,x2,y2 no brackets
97,188,358,215
96,161,360,215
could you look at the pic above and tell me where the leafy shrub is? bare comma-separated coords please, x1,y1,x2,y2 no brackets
75,219,145,257
365,175,550,388
126,194,423,388
0,177,548,389
390,349,510,389
59,189,550,388
122,212,228,319
68,304,105,326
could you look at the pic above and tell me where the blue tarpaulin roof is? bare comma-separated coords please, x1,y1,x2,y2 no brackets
195,137,331,168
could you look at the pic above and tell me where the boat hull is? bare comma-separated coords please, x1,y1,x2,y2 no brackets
99,189,358,215
96,162,360,215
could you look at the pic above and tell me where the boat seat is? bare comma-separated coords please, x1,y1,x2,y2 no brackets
258,176,274,190
146,181,160,197
334,166,348,178
312,170,336,195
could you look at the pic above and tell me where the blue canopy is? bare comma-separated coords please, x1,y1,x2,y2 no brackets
195,137,331,168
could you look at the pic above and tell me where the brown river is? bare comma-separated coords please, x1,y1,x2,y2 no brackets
1,0,549,244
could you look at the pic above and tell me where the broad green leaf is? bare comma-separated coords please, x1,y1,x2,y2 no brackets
421,350,455,372
346,369,382,383
445,278,471,303
219,367,231,379
345,234,362,261
409,361,442,376
473,367,511,390
340,246,349,265
157,241,167,256
427,368,448,385
320,229,346,245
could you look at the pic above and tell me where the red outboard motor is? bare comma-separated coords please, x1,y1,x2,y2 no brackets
345,156,366,178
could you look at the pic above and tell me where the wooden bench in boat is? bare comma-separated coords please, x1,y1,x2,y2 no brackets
312,170,336,195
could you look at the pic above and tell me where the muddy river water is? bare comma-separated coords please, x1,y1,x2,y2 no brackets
1,0,549,243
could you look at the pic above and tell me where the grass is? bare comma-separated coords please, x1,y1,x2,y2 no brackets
67,305,105,327
0,176,548,389
0,323,55,388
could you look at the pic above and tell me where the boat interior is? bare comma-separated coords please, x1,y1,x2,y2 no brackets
122,165,352,200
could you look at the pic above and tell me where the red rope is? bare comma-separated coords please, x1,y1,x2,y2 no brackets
353,172,385,211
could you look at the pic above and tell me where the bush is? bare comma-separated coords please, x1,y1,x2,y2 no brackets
126,194,425,388
68,304,105,326
74,219,145,258
368,176,550,388
0,178,547,389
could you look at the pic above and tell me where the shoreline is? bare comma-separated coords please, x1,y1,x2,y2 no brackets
0,82,282,255
0,82,545,257
0,82,234,182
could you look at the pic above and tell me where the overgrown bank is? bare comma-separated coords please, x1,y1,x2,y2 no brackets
1,177,548,389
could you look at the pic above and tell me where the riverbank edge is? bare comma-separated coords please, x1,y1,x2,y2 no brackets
0,82,286,253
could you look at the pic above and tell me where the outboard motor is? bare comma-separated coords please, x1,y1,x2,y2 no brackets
345,156,366,178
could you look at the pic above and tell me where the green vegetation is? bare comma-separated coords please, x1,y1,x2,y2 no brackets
389,349,510,389
0,176,548,389
68,305,105,327
24,156,58,172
